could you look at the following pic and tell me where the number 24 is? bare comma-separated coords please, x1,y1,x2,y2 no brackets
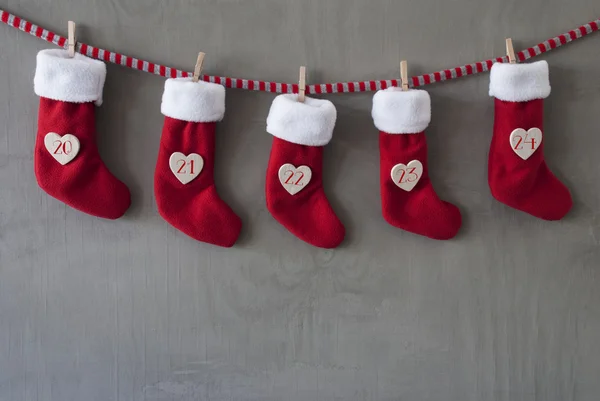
513,134,537,150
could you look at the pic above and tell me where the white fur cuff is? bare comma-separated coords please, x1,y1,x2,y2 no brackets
161,78,225,123
489,61,551,102
34,49,107,106
372,88,431,134
266,94,337,146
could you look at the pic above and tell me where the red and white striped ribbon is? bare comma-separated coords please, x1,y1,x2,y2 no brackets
1,8,598,94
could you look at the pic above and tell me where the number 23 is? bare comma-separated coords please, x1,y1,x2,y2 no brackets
397,167,419,184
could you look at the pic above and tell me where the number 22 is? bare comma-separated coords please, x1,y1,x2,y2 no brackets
284,170,304,186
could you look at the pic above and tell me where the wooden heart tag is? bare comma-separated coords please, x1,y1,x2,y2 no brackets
169,152,204,184
278,164,312,195
44,133,80,165
391,160,423,192
510,128,542,160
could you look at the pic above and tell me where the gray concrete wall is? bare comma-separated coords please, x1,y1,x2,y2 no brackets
1,0,599,400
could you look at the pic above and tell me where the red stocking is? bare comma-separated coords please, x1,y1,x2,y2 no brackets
154,78,242,247
372,88,462,240
265,94,345,248
488,61,572,220
33,49,131,219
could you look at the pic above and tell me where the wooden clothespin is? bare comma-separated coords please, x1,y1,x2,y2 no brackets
298,66,306,103
192,52,205,83
400,60,409,91
506,38,516,64
67,21,76,57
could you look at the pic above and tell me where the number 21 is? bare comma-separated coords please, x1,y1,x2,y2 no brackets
176,159,195,175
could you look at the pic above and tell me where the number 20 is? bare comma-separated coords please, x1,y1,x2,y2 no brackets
53,140,73,155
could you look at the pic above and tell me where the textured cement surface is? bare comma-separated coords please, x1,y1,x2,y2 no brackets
1,0,600,400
